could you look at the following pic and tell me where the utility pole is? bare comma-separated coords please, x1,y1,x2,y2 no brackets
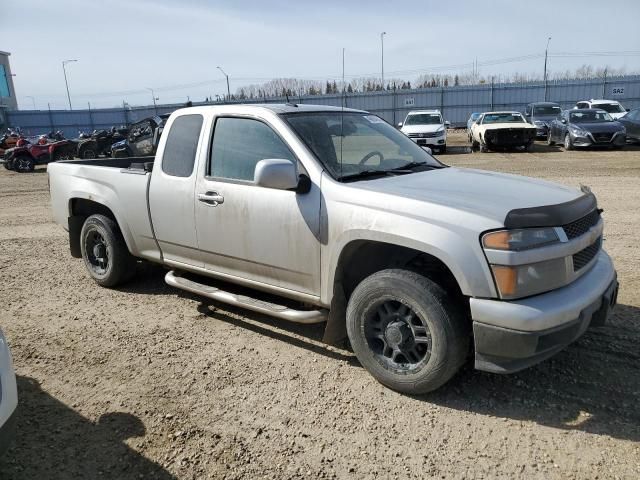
62,59,78,110
342,47,346,107
217,66,230,100
380,32,387,89
146,87,158,113
543,36,551,100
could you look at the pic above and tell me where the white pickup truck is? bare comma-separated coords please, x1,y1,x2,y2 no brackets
48,104,618,394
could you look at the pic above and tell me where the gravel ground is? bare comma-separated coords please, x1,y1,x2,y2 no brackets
0,134,639,479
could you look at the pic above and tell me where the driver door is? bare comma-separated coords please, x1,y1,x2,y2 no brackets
194,115,321,296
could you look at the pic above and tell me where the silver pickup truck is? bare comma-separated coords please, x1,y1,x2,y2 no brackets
48,104,618,394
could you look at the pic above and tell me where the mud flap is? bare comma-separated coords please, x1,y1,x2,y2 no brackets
68,216,85,258
322,282,348,347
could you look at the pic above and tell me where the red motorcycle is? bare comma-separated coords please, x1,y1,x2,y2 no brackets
3,136,76,172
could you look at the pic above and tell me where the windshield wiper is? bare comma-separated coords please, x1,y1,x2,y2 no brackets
391,162,446,171
339,169,396,181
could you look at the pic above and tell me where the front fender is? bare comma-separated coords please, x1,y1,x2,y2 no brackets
323,226,497,305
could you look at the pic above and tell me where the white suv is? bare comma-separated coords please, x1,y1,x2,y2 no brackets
0,328,17,455
575,99,628,119
399,110,449,153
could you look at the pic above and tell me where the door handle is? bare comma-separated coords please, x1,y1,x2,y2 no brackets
197,192,224,206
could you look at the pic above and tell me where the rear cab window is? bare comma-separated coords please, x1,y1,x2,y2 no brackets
161,114,204,177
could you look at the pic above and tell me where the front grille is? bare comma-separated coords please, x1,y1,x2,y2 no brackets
592,132,614,143
408,132,440,138
573,237,601,271
563,209,600,239
486,129,533,145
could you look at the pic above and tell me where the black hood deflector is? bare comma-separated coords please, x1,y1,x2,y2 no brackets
504,193,597,229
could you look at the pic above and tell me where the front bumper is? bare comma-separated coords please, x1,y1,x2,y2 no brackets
534,124,549,137
408,135,446,147
570,131,626,148
471,251,618,373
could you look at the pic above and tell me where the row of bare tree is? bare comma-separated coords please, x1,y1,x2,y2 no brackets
226,65,634,100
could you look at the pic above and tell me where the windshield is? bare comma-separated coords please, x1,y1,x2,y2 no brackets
533,105,561,116
404,113,442,126
592,103,624,113
570,111,613,123
283,112,443,180
482,113,525,124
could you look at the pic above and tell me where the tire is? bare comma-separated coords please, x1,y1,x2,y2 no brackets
80,148,97,159
53,149,74,161
14,155,34,173
547,132,555,146
480,143,488,153
439,145,447,154
524,142,534,152
564,133,573,151
3,159,13,170
346,269,469,394
471,139,479,151
80,214,136,287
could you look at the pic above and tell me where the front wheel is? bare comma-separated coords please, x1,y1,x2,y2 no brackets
346,269,469,394
80,214,136,287
14,155,34,172
564,133,573,151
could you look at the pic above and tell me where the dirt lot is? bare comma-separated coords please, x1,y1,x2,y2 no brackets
1,133,639,479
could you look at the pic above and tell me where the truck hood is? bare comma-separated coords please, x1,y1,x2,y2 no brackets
351,167,582,226
401,124,444,134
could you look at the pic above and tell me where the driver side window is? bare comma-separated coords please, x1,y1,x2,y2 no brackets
209,117,296,181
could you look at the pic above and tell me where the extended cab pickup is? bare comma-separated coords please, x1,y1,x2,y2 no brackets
48,104,618,394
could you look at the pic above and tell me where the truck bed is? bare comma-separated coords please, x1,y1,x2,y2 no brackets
47,156,160,262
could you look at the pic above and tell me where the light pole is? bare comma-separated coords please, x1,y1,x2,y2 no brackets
25,96,36,110
217,66,230,100
146,87,158,113
62,59,78,110
543,36,551,100
380,32,387,89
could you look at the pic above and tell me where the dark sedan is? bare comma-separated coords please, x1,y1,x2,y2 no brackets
617,108,640,143
523,102,561,138
548,109,626,150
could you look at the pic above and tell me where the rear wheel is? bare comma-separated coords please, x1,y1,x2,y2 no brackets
80,214,136,287
346,269,469,394
547,132,555,146
80,148,97,159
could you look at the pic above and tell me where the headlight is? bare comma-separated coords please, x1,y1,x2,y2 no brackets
482,228,559,251
482,228,564,299
490,258,568,299
534,120,544,126
569,125,587,136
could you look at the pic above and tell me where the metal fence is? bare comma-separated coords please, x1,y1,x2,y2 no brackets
6,75,640,137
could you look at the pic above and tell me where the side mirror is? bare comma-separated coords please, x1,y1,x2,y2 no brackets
254,159,299,190
444,121,451,127
397,122,403,128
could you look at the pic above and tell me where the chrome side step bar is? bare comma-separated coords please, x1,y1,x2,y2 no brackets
165,270,328,324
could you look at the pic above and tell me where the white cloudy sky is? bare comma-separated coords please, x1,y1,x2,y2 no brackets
2,0,640,109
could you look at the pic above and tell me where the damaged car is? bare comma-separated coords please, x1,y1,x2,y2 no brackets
470,111,537,152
